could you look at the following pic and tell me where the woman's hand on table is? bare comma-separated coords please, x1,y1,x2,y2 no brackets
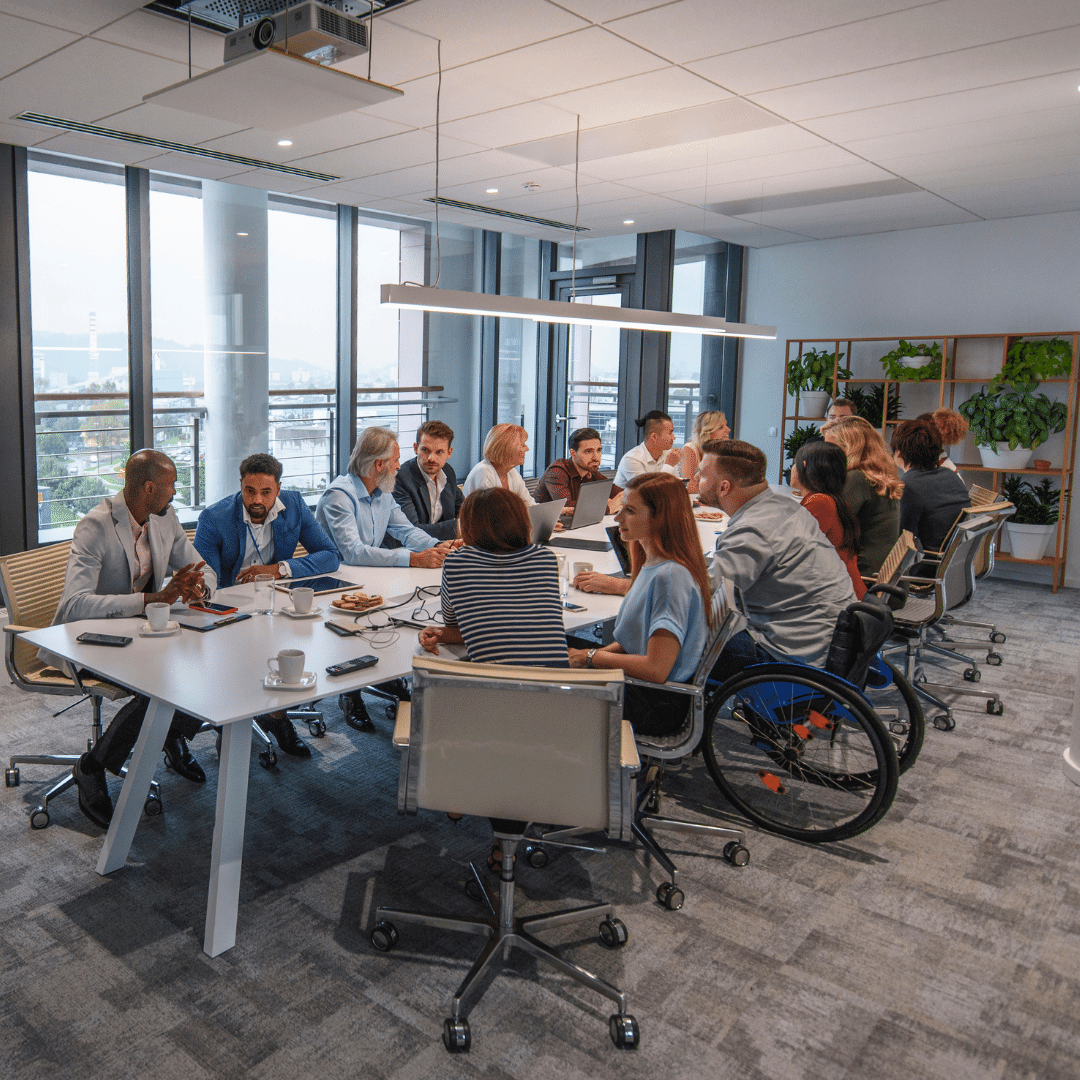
418,627,443,655
567,648,589,669
573,571,631,596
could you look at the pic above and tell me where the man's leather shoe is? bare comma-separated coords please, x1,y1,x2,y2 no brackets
339,692,374,731
74,754,113,829
163,735,206,783
262,715,311,758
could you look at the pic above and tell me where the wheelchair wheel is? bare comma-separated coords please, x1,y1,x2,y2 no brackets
702,664,899,844
863,659,925,774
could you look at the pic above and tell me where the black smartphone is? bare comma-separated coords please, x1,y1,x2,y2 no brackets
326,620,358,637
562,601,587,611
76,632,132,647
188,600,238,615
326,655,379,676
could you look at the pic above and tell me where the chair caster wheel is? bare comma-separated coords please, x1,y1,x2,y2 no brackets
524,843,548,868
986,700,1004,716
307,720,326,737
963,668,981,682
30,806,49,829
5,766,19,787
723,841,750,867
609,1014,640,1049
990,632,1006,644
143,794,162,817
443,1016,470,1053
933,714,955,731
258,748,277,769
656,882,684,910
369,921,398,952
986,652,1002,666
599,917,629,948
464,878,485,903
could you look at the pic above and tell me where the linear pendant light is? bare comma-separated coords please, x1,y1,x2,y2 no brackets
380,284,777,339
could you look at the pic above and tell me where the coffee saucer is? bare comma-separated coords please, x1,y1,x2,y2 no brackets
279,605,323,619
264,671,317,690
139,622,180,637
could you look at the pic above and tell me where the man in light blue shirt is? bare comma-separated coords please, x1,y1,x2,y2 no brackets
316,426,450,730
315,427,450,569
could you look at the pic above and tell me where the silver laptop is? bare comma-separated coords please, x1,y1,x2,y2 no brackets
528,498,566,544
563,476,613,530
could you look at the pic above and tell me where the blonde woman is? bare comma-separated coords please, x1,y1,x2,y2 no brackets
680,410,729,494
462,423,535,507
822,414,903,576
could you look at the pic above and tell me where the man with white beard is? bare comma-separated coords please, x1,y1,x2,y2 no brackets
315,426,450,730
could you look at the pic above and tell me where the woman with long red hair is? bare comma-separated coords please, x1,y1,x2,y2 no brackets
567,473,713,735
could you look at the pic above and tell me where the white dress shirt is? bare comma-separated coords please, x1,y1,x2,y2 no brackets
239,497,291,576
614,441,679,489
425,469,447,525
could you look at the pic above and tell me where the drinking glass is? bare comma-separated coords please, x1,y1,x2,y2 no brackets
555,554,569,604
252,573,275,615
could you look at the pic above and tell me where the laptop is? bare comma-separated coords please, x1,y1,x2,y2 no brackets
561,476,612,530
528,498,566,544
605,525,632,576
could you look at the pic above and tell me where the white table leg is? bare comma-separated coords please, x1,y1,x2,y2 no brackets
97,696,171,876
204,719,252,957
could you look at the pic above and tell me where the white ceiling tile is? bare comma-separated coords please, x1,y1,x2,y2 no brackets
289,129,485,178
748,25,1080,120
342,165,434,198
95,103,245,146
436,166,581,202
216,169,326,196
0,1,148,35
545,66,731,128
605,0,931,64
0,12,77,80
200,115,412,163
909,152,1080,191
31,131,157,165
380,0,588,68
438,101,579,150
688,1,1080,96
804,70,1080,143
0,38,189,123
554,1,671,22
91,8,221,71
135,151,254,181
932,172,1080,219
876,132,1080,182
0,116,55,147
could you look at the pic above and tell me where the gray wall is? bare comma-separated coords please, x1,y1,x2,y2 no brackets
738,209,1080,587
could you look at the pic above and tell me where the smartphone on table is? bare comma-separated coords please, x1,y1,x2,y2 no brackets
75,632,132,647
188,600,239,615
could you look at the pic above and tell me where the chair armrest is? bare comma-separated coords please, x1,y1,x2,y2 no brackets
3,624,35,634
392,701,411,748
620,719,640,772
622,675,700,696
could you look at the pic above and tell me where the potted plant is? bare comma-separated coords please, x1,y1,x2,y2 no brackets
989,336,1073,394
782,423,823,483
957,388,1068,470
787,347,852,419
1001,476,1066,560
878,339,943,382
846,383,902,426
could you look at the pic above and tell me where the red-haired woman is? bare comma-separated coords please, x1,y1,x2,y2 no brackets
567,473,713,735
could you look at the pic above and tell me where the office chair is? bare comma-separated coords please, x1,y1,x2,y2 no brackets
1,543,160,828
884,515,1007,730
370,655,641,1053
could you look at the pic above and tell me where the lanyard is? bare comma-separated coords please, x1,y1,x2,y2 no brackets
245,521,272,567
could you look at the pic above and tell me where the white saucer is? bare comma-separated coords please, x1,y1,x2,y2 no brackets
139,622,180,637
263,671,317,690
279,604,324,619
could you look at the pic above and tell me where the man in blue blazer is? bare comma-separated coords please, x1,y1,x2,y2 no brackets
195,453,340,756
388,420,464,545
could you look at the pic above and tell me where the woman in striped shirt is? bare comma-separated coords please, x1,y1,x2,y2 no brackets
418,487,568,667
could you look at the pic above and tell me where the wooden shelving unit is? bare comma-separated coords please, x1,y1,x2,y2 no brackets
781,332,1079,592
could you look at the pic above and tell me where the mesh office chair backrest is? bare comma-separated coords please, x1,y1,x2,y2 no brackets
0,542,74,677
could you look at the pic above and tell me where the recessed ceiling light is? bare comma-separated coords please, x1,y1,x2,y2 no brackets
277,139,293,147
623,219,635,225
486,187,498,193
236,232,248,237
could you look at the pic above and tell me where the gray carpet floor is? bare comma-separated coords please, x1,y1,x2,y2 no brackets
1,578,1078,1080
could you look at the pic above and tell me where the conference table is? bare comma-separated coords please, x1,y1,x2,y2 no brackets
21,513,726,958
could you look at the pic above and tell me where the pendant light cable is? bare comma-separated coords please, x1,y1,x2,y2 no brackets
403,38,442,288
571,114,580,301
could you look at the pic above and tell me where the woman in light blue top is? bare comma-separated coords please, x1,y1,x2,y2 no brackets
567,473,713,735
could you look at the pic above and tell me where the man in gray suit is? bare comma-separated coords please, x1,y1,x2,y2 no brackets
58,449,217,829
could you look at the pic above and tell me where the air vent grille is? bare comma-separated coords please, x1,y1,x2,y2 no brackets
425,196,589,232
316,6,367,47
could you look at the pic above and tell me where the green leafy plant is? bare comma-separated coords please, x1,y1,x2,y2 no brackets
957,388,1068,450
783,423,824,464
1002,476,1066,525
989,336,1073,394
846,383,902,425
787,347,852,396
878,339,943,382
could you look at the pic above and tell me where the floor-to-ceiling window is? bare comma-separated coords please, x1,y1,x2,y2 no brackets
27,154,129,543
496,233,540,475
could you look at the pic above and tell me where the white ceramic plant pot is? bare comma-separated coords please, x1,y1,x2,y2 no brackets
900,354,935,369
978,443,1034,471
1004,522,1055,561
799,391,830,419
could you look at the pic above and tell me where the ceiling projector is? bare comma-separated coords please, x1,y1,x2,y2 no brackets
223,2,369,66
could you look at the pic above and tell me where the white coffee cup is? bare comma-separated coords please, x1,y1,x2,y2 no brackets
291,587,314,615
268,648,305,684
572,562,593,578
145,602,170,632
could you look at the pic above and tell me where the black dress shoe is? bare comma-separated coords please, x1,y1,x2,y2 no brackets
339,692,375,731
262,715,311,758
74,754,113,829
163,735,206,783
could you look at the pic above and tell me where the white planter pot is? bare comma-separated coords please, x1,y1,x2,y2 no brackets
900,354,935,369
978,443,1034,471
799,391,830,419
1004,522,1056,561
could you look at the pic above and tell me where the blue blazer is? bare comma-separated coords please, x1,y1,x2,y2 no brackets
194,489,340,589
388,456,464,544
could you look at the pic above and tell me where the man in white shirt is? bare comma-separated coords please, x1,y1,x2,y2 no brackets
613,410,681,489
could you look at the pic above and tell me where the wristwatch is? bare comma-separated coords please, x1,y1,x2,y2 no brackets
586,648,598,668
277,562,290,578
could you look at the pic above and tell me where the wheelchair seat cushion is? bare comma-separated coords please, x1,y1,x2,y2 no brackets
624,683,692,739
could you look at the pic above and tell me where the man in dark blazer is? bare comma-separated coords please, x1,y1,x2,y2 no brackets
194,453,340,758
388,420,464,544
